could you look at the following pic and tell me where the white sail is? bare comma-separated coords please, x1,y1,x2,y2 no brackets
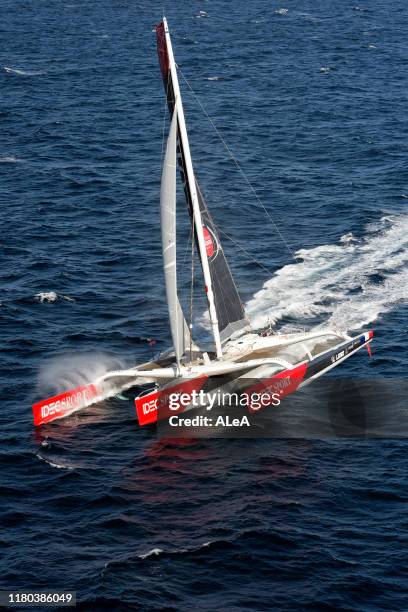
161,103,191,363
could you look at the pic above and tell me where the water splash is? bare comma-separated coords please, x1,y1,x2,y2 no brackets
37,352,127,396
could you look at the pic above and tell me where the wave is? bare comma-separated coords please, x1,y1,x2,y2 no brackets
3,66,45,76
138,541,212,560
0,155,23,163
246,214,408,333
36,454,74,470
138,548,163,560
34,291,75,303
102,546,186,578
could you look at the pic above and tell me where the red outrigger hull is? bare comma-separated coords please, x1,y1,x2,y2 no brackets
134,332,374,426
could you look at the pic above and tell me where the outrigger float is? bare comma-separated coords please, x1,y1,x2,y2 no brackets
32,18,373,428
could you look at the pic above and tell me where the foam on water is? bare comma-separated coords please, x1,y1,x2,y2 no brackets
34,292,75,303
36,454,75,470
246,214,408,333
3,66,45,76
138,548,163,560
138,541,212,560
0,155,23,163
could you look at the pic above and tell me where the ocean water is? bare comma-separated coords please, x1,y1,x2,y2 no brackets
1,0,407,609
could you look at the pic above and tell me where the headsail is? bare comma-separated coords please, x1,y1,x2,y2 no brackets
161,101,191,363
156,19,249,353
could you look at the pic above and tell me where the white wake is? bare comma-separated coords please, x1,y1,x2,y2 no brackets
246,214,408,333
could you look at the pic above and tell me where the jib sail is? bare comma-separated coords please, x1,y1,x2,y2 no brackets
160,101,191,363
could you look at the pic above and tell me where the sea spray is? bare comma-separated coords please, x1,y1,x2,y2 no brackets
37,353,127,397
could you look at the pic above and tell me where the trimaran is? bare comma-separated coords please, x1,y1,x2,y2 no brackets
33,18,373,427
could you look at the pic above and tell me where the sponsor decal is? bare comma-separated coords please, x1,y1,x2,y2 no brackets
202,226,216,258
135,376,208,426
32,384,99,426
244,362,308,413
330,338,364,365
331,349,345,364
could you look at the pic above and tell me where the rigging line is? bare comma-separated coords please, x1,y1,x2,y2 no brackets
189,214,195,364
180,226,193,274
178,68,298,263
218,229,277,277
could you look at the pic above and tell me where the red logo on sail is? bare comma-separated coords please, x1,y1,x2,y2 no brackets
203,227,215,258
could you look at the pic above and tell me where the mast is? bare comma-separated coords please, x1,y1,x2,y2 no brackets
162,17,223,359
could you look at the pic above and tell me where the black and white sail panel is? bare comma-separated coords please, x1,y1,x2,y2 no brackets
194,181,248,342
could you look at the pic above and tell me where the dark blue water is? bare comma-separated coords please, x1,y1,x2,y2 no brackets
1,1,407,609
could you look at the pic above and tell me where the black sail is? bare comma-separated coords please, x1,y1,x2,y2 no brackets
194,181,248,342
156,21,249,343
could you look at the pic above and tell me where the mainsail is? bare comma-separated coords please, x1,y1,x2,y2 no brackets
193,181,248,342
160,102,191,363
156,19,249,351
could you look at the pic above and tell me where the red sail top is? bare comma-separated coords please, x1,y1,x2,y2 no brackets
156,22,169,79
